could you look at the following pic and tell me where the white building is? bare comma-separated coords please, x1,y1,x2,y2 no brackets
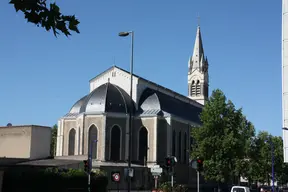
282,0,288,163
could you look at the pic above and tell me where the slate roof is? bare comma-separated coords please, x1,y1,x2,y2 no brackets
138,88,202,124
65,66,203,124
66,82,135,115
89,65,202,108
69,95,88,113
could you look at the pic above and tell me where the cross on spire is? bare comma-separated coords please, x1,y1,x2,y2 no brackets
197,14,200,27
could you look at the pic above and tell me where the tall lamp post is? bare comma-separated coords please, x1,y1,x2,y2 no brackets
118,31,134,192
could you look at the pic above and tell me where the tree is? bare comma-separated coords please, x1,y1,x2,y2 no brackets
9,0,80,36
50,124,57,157
248,131,272,183
191,89,255,187
249,132,288,185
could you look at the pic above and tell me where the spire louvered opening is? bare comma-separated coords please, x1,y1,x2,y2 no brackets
196,80,201,96
191,80,196,96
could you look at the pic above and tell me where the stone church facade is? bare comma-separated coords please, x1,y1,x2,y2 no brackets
56,26,209,185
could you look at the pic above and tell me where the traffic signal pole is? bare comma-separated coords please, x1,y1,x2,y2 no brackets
197,170,200,192
88,173,91,192
171,171,174,187
88,155,91,192
87,140,93,192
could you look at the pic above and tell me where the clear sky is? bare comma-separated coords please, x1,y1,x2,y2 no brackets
0,0,282,136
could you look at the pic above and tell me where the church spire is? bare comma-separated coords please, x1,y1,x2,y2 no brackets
188,26,205,72
188,24,209,105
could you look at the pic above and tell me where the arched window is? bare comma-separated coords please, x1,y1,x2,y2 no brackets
172,130,176,156
82,127,85,155
184,132,187,163
178,132,182,162
110,125,121,161
68,129,76,156
196,80,201,96
88,125,98,159
138,127,148,163
78,127,81,155
191,80,196,96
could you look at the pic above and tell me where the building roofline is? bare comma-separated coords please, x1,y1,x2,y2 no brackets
0,125,52,129
89,65,115,82
89,65,204,108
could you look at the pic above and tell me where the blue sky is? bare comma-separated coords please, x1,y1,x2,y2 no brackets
0,0,282,136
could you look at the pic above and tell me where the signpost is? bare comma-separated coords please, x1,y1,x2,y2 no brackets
190,159,201,192
111,171,121,192
150,165,163,189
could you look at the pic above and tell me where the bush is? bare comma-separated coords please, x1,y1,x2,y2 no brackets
158,182,188,192
2,167,108,192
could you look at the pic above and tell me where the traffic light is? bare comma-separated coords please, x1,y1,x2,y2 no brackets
165,157,172,167
165,156,177,168
196,158,203,172
83,160,89,173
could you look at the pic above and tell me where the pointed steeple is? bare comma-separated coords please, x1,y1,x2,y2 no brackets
188,26,205,72
187,24,209,105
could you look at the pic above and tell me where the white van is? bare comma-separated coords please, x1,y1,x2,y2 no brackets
231,186,250,192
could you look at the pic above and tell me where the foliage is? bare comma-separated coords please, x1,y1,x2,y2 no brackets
91,168,107,177
248,132,288,184
158,182,188,192
50,124,57,157
191,89,255,184
2,167,108,192
9,0,80,36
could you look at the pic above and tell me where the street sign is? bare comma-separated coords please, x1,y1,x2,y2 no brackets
190,159,197,169
124,168,134,177
112,172,120,182
151,166,163,176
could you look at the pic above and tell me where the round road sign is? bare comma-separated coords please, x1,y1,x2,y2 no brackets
112,173,120,182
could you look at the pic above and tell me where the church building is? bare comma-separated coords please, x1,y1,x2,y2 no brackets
55,25,209,184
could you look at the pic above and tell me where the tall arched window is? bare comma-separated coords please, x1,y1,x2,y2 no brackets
191,80,196,96
88,125,98,159
178,132,182,162
196,80,201,96
78,127,81,155
138,127,148,163
172,130,176,156
68,128,76,156
184,132,187,163
110,125,121,161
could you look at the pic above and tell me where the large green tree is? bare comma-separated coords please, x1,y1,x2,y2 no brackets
10,0,80,36
50,124,57,157
191,89,255,186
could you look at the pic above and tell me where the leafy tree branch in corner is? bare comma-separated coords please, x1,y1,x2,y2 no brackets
9,0,80,36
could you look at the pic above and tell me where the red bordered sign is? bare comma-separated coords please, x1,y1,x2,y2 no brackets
112,173,120,182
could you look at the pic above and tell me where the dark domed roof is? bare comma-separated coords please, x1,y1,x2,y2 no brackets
69,95,88,113
68,82,134,114
138,88,202,123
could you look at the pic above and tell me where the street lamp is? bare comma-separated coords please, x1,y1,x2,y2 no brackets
266,137,275,192
118,31,134,192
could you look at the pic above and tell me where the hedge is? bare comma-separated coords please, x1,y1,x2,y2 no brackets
2,167,108,192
